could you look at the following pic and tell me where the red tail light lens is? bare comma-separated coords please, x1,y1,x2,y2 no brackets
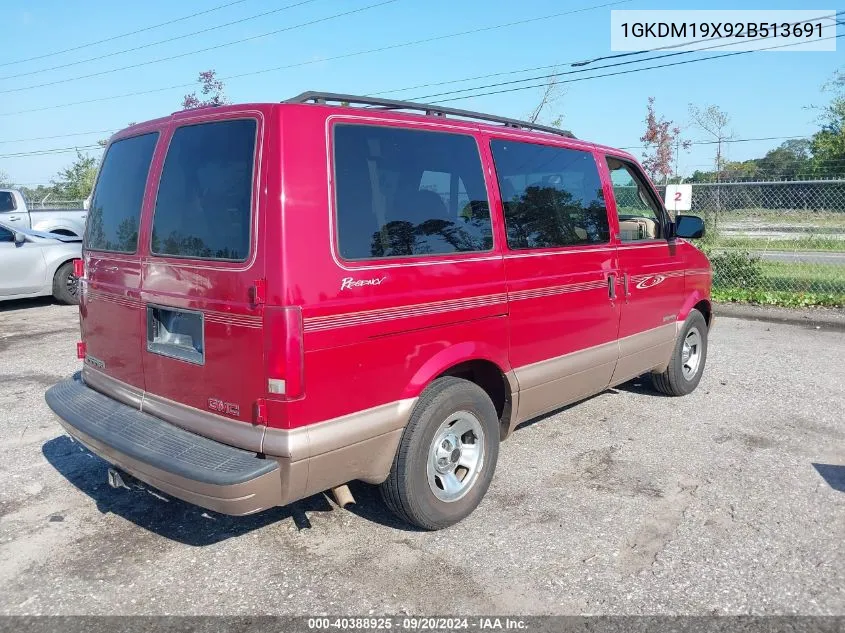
73,259,84,278
76,341,87,360
263,306,304,400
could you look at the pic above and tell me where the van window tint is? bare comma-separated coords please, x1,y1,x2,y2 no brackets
334,125,492,260
0,191,16,212
152,119,256,261
86,133,158,253
490,140,609,250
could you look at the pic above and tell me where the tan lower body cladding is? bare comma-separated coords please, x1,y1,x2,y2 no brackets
506,323,676,432
76,322,675,512
80,366,416,509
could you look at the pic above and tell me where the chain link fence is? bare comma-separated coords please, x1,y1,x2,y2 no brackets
658,179,845,307
18,184,845,307
27,200,85,210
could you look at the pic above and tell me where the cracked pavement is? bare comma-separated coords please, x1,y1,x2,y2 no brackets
0,298,843,615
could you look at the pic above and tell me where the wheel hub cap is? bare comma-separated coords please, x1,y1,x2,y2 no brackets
681,327,702,380
426,411,485,503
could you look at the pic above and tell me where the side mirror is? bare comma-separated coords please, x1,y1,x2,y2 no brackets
13,231,26,245
674,215,705,239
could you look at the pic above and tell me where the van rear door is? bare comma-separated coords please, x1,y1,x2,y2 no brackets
82,131,160,391
139,114,267,426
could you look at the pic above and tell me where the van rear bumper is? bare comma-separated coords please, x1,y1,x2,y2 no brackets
45,375,283,515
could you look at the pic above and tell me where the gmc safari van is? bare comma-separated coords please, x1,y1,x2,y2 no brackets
46,92,712,530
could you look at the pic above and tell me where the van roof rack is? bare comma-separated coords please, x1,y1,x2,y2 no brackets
285,91,576,139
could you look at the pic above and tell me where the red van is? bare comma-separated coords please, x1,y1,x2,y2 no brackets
46,92,712,530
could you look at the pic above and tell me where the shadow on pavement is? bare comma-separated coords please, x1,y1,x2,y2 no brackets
812,463,845,492
42,435,338,545
0,296,57,313
612,376,665,398
343,480,423,533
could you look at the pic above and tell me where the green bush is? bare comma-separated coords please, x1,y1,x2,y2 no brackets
713,288,844,308
703,248,764,289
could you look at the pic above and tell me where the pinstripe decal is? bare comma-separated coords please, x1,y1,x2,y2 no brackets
629,270,686,283
509,280,607,302
86,289,262,329
303,268,708,333
304,293,508,333
204,312,262,329
86,289,140,309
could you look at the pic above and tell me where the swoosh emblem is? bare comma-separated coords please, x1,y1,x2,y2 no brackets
635,275,666,290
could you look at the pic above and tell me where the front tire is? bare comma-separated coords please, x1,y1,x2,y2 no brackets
652,309,708,396
380,377,500,530
52,261,79,305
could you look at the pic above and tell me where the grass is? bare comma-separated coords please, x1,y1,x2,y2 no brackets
758,261,845,294
688,209,845,252
706,236,845,252
711,260,845,308
715,209,845,228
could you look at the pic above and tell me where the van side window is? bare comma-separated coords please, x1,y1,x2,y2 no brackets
152,119,256,261
490,140,609,250
86,132,158,254
606,157,663,241
0,191,16,212
334,125,493,260
0,226,13,242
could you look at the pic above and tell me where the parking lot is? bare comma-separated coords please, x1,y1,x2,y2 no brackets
0,299,842,616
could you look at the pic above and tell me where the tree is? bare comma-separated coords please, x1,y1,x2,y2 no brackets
688,104,734,177
19,184,56,203
51,151,98,200
688,104,733,228
0,170,13,188
756,139,813,179
182,70,229,110
640,97,689,185
809,68,845,176
526,74,574,138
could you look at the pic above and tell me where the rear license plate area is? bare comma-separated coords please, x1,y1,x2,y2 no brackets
146,305,204,365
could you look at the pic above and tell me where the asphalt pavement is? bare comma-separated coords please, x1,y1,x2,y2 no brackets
0,298,843,615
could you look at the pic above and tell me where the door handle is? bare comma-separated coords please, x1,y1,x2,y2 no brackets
608,273,616,300
7,216,19,221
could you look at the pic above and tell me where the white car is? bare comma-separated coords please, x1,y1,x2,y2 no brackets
0,221,81,304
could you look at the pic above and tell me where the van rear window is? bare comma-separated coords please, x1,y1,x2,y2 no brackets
333,125,493,260
152,119,256,261
86,132,158,253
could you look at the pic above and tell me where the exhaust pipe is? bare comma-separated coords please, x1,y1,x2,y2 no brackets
330,484,355,508
107,468,129,490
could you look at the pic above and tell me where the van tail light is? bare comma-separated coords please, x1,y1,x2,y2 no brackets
77,341,87,360
73,259,85,278
263,306,304,400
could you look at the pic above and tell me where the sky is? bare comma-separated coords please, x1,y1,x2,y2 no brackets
1,0,842,189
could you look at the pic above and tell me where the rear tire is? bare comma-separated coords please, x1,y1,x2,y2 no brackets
380,377,500,530
651,309,708,396
52,261,79,305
